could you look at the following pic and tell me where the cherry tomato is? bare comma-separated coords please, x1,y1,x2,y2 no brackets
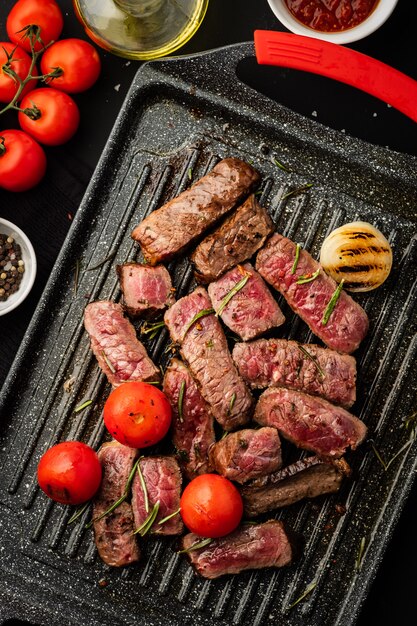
7,0,64,53
0,129,46,192
40,39,101,94
37,441,102,505
180,474,243,538
103,382,172,449
0,42,38,103
18,87,80,146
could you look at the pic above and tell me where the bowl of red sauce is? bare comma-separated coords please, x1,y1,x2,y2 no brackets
267,0,399,44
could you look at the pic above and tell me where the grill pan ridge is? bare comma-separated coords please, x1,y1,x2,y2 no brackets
0,42,416,626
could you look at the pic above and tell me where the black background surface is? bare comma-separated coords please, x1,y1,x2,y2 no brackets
1,1,416,625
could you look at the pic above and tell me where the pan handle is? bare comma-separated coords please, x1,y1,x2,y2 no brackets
254,30,417,123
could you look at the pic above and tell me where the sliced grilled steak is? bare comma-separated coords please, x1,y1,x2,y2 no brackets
182,520,298,579
208,263,285,341
254,387,367,457
93,441,140,567
208,427,282,484
117,263,175,317
132,158,260,265
131,456,183,536
241,455,350,517
163,359,215,480
233,338,356,408
84,301,160,386
191,194,274,282
256,233,369,353
164,287,253,430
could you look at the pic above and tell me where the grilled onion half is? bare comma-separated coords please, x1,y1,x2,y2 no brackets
319,221,393,292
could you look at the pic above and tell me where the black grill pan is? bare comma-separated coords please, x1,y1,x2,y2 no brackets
1,42,416,626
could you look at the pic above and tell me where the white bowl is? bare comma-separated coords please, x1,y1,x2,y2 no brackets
0,218,37,316
267,0,399,44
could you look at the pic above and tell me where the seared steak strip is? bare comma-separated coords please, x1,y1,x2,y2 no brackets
131,456,183,536
132,158,261,265
254,387,367,457
84,301,160,386
241,455,350,517
181,520,299,579
164,287,253,431
208,263,285,341
93,441,140,567
117,263,175,317
191,194,273,282
256,233,369,353
233,338,357,408
163,359,215,479
208,427,282,484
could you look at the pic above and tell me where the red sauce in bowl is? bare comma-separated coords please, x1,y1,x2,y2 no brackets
284,0,380,33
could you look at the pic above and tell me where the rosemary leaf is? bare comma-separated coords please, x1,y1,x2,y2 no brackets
286,580,317,611
84,251,117,272
296,268,320,285
178,380,186,423
274,158,291,172
322,279,345,326
370,440,387,470
132,501,160,536
281,183,313,201
188,167,193,180
403,410,417,435
384,439,414,471
141,320,166,336
68,501,90,525
227,393,236,416
183,308,214,337
291,243,301,275
101,350,116,374
178,537,213,554
158,507,181,525
136,457,149,514
297,345,325,380
216,273,251,317
74,399,93,413
355,536,366,572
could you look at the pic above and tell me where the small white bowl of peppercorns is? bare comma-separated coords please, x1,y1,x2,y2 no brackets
0,218,36,316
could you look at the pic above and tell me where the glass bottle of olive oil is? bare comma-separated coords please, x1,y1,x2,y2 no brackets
73,0,208,60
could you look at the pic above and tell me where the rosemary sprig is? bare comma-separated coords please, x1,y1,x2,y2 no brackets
132,502,160,536
227,393,236,416
291,243,301,274
281,183,313,201
101,350,116,374
355,536,366,572
158,507,181,525
297,345,325,380
141,320,166,340
286,580,317,611
74,399,93,413
216,272,251,317
403,410,417,435
178,380,186,423
136,458,149,514
68,501,90,525
296,268,320,285
183,308,214,337
322,279,345,326
188,167,193,180
178,537,213,554
85,457,140,529
371,438,414,472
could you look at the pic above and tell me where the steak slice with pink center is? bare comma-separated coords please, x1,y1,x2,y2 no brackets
256,233,369,353
131,456,183,536
208,426,282,484
84,301,160,386
181,520,299,579
233,337,357,408
163,358,215,480
208,263,285,340
117,263,175,317
254,387,367,458
164,287,254,430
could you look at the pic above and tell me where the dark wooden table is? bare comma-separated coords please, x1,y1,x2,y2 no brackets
1,1,416,624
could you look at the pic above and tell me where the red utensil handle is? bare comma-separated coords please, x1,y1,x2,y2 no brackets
254,30,417,123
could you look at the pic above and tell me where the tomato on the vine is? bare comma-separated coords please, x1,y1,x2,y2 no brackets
37,441,102,505
0,42,37,103
180,474,243,538
41,39,101,94
7,0,64,53
103,382,172,449
0,129,46,192
18,87,80,146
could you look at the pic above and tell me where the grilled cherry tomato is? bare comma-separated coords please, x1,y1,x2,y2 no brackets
7,0,64,53
180,474,243,538
37,441,102,505
41,38,101,94
103,382,172,449
0,130,46,192
0,42,37,103
18,87,80,146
